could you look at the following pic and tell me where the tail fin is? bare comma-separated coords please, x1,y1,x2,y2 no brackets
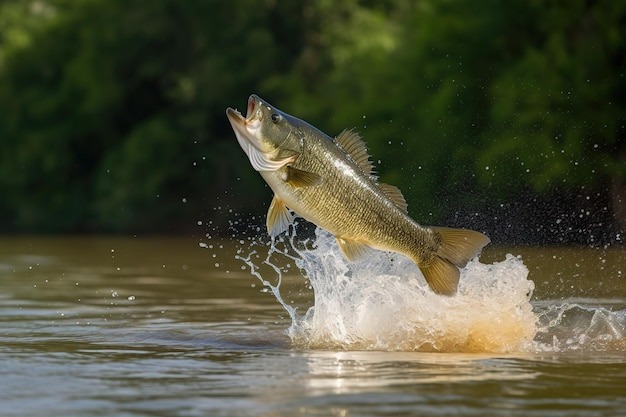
419,257,461,296
419,227,490,296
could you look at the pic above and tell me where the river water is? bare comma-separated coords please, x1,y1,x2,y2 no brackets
1,232,624,417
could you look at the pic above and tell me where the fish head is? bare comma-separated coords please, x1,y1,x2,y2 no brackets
226,94,302,172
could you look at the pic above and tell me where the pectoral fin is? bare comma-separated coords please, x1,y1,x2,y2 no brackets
336,237,372,261
285,166,322,187
266,195,294,238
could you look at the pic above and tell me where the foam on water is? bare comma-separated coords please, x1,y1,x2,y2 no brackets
533,299,626,352
237,226,626,354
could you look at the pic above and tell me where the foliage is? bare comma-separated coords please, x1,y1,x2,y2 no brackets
267,0,625,242
0,0,623,243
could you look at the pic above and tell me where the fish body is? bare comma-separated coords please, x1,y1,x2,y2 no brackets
226,95,490,295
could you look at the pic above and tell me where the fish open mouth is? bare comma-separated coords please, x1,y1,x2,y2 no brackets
227,95,289,172
226,95,262,133
227,95,262,124
246,95,256,120
226,107,255,149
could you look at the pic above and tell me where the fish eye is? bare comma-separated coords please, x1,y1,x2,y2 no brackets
271,113,282,123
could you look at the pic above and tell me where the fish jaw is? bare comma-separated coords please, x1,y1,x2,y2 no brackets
226,96,293,172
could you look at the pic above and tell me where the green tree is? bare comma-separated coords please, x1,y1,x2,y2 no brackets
0,0,623,241
478,1,626,217
0,0,310,232
267,0,625,241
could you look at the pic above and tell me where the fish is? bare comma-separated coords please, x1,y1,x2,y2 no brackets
226,94,490,295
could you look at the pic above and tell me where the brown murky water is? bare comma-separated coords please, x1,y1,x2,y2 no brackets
1,236,624,417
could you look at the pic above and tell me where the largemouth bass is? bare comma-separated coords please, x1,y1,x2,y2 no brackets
226,95,490,295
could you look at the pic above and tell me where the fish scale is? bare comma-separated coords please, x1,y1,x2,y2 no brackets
227,94,490,295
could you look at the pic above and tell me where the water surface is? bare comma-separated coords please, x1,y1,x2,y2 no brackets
1,235,624,416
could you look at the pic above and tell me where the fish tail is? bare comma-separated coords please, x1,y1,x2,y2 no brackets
419,227,490,296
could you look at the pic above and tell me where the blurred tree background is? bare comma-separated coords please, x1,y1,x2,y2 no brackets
0,0,623,244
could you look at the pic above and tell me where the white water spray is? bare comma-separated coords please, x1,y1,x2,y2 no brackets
237,226,626,353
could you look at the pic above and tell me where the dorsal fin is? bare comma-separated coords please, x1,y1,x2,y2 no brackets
335,129,375,175
379,183,408,213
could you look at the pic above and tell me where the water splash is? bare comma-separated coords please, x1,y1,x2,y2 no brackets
237,226,626,354
533,299,626,352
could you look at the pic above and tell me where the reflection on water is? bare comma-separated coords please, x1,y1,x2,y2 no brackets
0,236,625,417
304,351,539,393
